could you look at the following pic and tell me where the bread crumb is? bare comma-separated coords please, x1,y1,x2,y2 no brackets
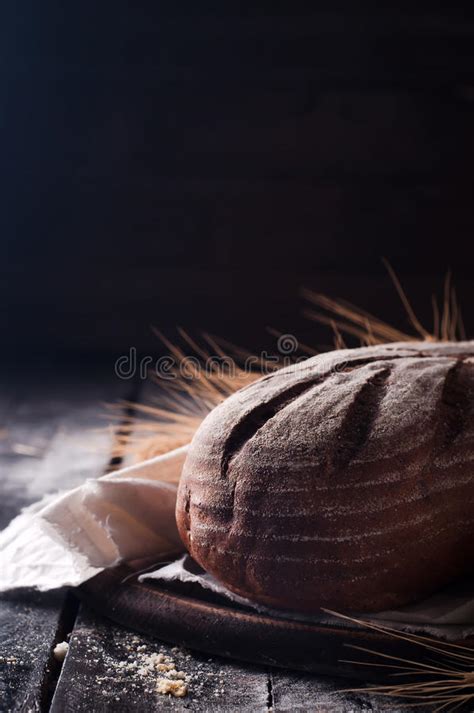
53,642,69,662
156,678,188,697
86,633,194,699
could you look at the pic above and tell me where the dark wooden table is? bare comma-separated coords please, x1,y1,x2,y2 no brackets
0,366,418,712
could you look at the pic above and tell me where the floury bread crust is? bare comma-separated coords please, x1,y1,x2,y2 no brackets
176,342,474,613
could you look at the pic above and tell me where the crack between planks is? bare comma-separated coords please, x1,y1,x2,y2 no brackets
38,591,80,713
266,670,274,711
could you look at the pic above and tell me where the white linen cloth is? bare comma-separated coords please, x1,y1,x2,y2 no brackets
0,446,187,591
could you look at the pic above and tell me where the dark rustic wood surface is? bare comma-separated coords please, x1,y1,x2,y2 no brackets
0,369,429,711
50,607,415,713
3,5,474,359
50,608,271,713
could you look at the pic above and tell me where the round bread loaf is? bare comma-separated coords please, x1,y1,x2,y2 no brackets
176,341,474,613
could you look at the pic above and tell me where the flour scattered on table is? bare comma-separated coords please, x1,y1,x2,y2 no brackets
68,624,237,705
90,633,192,701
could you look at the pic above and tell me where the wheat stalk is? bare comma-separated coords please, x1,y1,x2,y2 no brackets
113,269,464,461
324,609,474,712
110,331,283,461
303,268,465,346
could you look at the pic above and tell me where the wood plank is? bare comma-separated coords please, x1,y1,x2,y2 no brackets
10,8,474,82
4,178,474,277
51,607,270,712
2,6,474,364
0,367,133,711
8,86,474,180
2,265,473,359
0,590,76,713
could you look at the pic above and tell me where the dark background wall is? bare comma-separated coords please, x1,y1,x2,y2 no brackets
2,3,474,362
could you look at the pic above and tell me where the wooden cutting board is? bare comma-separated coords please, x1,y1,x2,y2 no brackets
79,561,474,683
